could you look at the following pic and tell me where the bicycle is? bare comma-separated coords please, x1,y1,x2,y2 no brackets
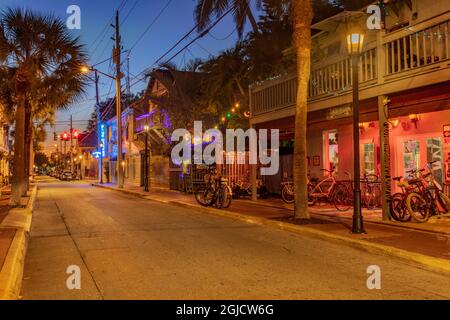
361,173,381,210
405,162,450,222
281,181,294,204
308,169,353,212
194,168,232,209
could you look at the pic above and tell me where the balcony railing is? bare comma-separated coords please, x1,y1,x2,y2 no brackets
251,48,377,116
385,20,449,75
250,17,450,118
309,48,377,98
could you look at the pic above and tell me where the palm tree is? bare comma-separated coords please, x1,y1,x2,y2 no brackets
292,0,313,219
195,0,262,37
0,8,88,205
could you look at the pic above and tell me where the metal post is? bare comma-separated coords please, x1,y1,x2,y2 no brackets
351,54,366,234
144,133,149,192
115,11,124,189
94,70,104,185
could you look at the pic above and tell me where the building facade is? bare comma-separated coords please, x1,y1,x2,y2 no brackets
249,0,450,216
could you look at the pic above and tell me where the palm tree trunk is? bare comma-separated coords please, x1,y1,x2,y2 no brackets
245,3,260,35
293,0,313,220
24,104,32,194
10,95,26,206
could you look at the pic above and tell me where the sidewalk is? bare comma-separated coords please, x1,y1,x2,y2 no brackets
94,183,450,274
0,186,37,300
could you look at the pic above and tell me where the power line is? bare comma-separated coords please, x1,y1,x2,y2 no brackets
121,0,141,26
91,0,128,60
127,4,235,90
129,0,174,51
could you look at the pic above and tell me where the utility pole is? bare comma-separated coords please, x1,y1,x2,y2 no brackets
114,11,124,188
94,70,104,184
70,115,74,173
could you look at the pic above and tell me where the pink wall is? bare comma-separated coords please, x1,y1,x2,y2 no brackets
307,109,450,183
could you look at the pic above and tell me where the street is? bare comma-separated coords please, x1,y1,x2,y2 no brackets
21,181,450,300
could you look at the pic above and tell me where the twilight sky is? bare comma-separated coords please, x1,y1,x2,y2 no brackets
0,0,255,153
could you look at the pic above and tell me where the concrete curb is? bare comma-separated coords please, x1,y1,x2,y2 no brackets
0,186,38,300
93,184,450,276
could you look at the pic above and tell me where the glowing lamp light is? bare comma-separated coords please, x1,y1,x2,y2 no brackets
235,103,240,109
73,130,79,139
81,66,90,74
221,117,226,123
347,33,365,55
391,119,400,128
144,124,150,132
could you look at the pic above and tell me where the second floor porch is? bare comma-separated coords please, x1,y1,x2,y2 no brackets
250,12,450,125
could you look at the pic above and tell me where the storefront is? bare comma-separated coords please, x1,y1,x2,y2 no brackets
307,82,450,192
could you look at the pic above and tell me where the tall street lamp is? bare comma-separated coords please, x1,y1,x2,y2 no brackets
82,65,123,189
99,143,104,184
347,31,366,234
144,124,150,192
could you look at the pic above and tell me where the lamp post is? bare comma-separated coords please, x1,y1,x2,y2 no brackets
99,143,104,184
81,65,123,189
347,31,366,234
144,124,150,192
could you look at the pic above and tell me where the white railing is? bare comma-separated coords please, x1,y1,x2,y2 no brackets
250,18,449,118
385,20,449,75
309,48,377,98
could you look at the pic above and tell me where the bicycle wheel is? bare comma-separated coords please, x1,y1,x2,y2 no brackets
406,193,430,223
390,193,411,222
218,185,232,209
281,185,295,204
436,190,450,213
333,183,352,212
194,185,214,207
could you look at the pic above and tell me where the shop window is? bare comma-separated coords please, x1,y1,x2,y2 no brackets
426,138,444,188
362,143,375,176
323,130,339,174
403,139,420,177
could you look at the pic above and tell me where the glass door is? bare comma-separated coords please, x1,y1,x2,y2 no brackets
396,134,444,183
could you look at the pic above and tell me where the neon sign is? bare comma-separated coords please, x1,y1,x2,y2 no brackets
100,123,106,157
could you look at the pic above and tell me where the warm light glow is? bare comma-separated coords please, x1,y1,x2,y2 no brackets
347,33,364,54
144,124,150,132
79,155,83,160
121,161,126,167
391,119,400,128
231,108,236,113
235,103,240,109
221,117,226,123
81,66,90,74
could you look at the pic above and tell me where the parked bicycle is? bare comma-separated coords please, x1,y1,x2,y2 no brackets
391,161,450,223
307,169,353,212
233,179,269,200
405,161,450,223
194,167,232,209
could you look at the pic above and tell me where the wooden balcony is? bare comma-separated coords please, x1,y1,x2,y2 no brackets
250,14,450,124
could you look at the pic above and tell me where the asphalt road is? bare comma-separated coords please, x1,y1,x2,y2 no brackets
21,181,450,300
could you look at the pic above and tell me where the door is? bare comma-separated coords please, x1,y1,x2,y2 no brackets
396,134,444,186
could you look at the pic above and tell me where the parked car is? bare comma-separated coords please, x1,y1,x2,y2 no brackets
60,171,74,181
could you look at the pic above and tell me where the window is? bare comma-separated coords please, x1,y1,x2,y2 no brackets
362,143,375,175
324,130,339,174
403,139,420,178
